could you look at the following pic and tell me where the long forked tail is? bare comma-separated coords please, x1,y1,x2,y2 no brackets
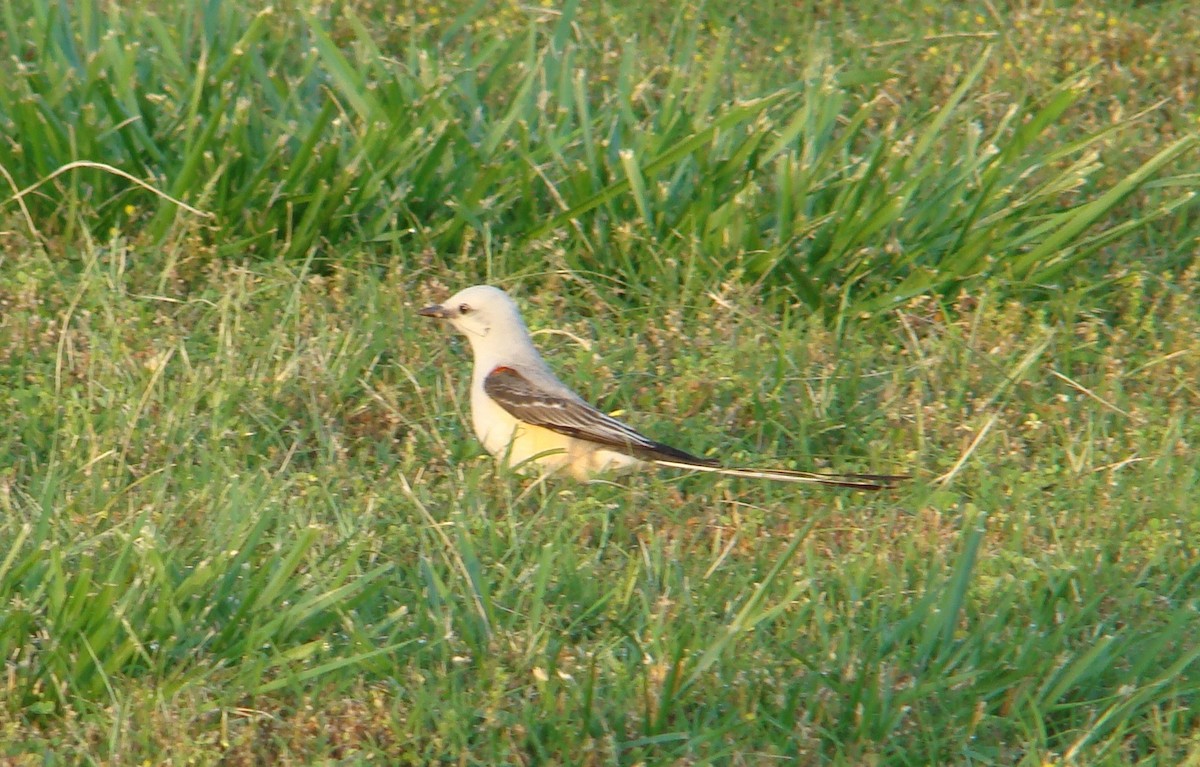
650,459,908,490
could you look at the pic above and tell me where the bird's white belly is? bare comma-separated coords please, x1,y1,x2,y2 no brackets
472,385,567,469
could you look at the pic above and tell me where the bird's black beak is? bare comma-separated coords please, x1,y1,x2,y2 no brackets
417,304,450,319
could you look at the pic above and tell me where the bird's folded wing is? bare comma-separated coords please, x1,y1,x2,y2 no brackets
483,366,713,463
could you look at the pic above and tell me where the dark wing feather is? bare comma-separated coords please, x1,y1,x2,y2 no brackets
483,367,715,465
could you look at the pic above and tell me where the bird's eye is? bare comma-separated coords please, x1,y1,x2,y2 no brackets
458,303,471,315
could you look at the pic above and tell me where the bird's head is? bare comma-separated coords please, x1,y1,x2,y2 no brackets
418,285,527,346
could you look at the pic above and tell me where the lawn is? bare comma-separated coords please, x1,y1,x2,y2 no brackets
2,0,1199,764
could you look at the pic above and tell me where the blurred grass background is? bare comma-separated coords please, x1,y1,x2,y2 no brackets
2,0,1198,763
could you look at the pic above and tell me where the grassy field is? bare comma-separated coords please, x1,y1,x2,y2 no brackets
2,0,1199,763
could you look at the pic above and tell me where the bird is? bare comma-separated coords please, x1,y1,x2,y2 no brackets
418,285,906,489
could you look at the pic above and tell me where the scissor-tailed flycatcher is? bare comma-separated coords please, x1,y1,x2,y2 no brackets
419,285,905,489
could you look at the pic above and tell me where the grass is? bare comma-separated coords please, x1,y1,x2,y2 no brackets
3,1,1197,313
2,0,1199,763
